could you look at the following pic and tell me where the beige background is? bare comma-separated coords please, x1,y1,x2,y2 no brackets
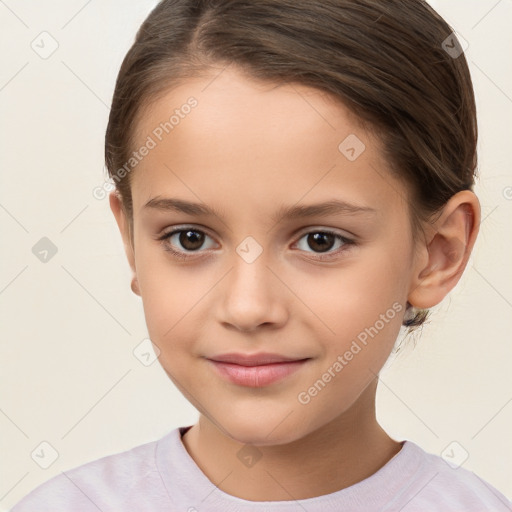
1,0,511,509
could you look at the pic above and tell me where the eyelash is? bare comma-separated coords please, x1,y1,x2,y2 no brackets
156,226,356,262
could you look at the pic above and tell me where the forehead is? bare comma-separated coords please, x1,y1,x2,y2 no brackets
130,66,409,221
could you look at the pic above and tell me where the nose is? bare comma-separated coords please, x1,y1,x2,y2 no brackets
217,252,289,333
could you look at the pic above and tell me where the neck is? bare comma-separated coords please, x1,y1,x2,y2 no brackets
181,379,403,501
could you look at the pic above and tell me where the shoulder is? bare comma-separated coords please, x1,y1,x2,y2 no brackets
9,431,175,512
399,441,512,511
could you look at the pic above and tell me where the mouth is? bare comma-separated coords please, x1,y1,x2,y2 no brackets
206,353,311,387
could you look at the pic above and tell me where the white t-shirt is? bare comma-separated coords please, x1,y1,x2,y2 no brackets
10,425,512,511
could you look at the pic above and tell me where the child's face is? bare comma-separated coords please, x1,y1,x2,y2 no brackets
116,66,422,445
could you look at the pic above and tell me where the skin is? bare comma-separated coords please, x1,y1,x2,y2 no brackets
110,65,480,501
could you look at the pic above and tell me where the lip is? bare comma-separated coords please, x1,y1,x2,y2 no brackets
208,352,308,366
206,353,310,387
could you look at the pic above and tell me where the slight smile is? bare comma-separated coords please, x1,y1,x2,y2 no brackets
206,353,311,387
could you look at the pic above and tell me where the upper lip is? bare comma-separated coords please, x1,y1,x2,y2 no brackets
207,352,309,366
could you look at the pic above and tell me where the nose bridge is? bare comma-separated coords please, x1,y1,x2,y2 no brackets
218,238,287,331
228,241,273,302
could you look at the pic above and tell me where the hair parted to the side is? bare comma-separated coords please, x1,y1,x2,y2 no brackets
105,0,478,332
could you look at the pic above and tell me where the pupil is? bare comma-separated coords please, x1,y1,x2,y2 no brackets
180,230,204,250
308,233,334,253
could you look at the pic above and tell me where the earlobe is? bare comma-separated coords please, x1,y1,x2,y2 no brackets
131,276,141,296
109,190,139,295
407,190,480,310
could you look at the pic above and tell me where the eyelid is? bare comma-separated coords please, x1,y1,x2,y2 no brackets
293,225,355,239
157,224,217,241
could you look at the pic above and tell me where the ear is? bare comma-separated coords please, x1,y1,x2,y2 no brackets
407,190,480,309
109,190,140,296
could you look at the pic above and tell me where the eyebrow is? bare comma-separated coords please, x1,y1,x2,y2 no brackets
143,196,377,223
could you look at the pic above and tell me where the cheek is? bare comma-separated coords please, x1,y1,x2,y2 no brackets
134,242,201,342
303,252,407,342
297,241,408,396
295,280,404,426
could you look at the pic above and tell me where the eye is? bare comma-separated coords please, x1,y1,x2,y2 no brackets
157,226,216,259
157,226,355,262
293,229,355,260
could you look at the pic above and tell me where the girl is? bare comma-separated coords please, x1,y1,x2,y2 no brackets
11,0,511,510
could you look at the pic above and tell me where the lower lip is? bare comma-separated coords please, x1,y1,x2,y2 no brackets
207,359,309,387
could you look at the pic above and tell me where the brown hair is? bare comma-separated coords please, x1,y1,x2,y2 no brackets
105,0,478,331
